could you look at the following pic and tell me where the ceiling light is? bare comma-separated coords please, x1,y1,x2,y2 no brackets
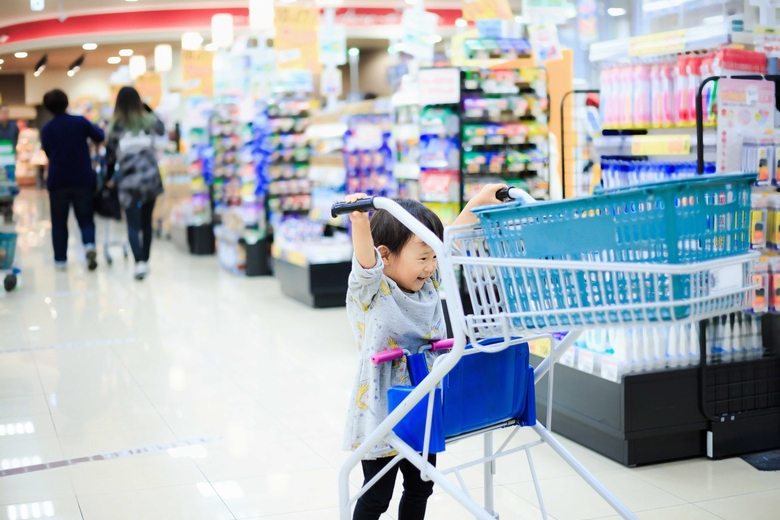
154,44,172,72
33,54,47,77
129,55,146,79
68,54,84,77
107,56,121,64
249,0,275,31
119,49,133,57
279,0,297,4
82,43,97,50
30,0,44,12
0,59,4,64
211,14,234,49
67,70,76,77
405,0,415,4
181,32,204,50
455,18,467,28
125,0,139,2
348,47,359,57
14,52,28,58
607,7,627,16
204,42,218,52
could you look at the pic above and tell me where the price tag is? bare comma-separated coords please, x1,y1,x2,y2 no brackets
629,29,686,57
709,263,745,295
630,135,691,155
601,357,619,382
576,349,594,374
559,347,575,367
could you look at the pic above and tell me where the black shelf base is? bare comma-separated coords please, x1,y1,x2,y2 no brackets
274,258,350,308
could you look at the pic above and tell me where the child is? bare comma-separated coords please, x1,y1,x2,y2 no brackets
343,185,506,520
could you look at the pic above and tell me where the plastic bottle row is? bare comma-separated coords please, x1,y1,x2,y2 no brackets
600,49,767,130
600,158,715,189
564,316,765,381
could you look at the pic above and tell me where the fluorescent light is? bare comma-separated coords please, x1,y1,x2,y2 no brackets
14,52,28,58
119,49,133,57
129,55,146,79
30,0,44,12
249,0,275,31
0,60,4,64
211,13,234,49
181,32,204,50
348,47,359,57
125,0,138,2
154,44,172,72
204,42,218,52
405,0,415,4
107,56,121,64
67,70,76,77
607,7,627,16
455,18,467,28
82,43,97,50
34,70,43,77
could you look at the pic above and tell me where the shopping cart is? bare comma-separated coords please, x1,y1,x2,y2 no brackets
332,173,757,520
0,232,19,291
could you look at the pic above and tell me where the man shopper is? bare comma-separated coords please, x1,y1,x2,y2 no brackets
40,89,104,271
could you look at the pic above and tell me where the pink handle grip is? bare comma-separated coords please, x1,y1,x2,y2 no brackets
371,348,405,364
430,339,454,351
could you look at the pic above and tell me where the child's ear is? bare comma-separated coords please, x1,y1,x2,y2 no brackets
377,245,391,263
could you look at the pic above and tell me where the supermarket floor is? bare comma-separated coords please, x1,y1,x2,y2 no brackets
2,189,780,520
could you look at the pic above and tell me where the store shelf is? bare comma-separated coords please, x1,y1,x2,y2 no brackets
589,23,731,62
594,130,716,157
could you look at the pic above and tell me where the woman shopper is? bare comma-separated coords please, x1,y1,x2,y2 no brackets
39,89,104,271
105,86,164,281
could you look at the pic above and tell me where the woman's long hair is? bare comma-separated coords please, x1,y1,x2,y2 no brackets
111,86,155,133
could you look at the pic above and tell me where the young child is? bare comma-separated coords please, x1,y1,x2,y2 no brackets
343,185,506,520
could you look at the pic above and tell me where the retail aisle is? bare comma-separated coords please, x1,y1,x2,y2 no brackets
1,189,779,520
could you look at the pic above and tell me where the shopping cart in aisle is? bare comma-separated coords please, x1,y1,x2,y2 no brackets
333,173,758,520
0,232,19,291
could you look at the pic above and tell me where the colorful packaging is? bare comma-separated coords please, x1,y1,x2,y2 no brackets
751,194,769,250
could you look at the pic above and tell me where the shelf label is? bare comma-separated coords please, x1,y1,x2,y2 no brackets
629,29,686,57
559,346,575,367
709,263,745,295
576,348,594,374
630,134,691,156
601,357,619,383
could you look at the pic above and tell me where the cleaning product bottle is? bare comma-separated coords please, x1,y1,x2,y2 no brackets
675,55,689,126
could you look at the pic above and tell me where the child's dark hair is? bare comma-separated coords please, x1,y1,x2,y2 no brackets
370,198,444,254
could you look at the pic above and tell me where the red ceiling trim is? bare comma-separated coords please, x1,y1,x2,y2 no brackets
0,7,463,47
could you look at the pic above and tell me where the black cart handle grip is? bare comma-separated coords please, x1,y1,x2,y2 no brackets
495,187,536,204
331,197,377,218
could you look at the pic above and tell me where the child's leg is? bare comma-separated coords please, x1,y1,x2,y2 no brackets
397,454,437,520
353,457,401,520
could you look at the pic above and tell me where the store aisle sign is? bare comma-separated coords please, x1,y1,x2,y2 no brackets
418,68,461,106
319,24,347,66
275,5,321,72
630,135,691,156
461,0,513,21
628,29,686,57
134,72,162,109
402,8,438,63
182,50,213,98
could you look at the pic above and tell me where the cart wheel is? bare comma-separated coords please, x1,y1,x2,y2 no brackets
4,274,17,292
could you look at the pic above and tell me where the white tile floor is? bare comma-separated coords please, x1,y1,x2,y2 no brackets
1,189,779,519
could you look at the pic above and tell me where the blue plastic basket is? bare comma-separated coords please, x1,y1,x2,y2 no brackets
387,338,536,452
0,232,17,270
471,174,756,323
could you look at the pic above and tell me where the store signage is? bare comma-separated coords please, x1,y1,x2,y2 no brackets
576,0,598,44
275,70,314,94
319,23,347,66
528,24,562,62
248,47,276,99
182,50,214,98
213,52,251,98
134,72,162,109
628,29,686,57
320,68,343,97
418,68,461,106
630,134,691,156
275,5,321,73
461,0,513,21
522,0,567,25
402,8,439,63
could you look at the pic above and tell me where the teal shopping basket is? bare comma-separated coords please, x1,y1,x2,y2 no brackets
471,174,756,325
0,232,17,270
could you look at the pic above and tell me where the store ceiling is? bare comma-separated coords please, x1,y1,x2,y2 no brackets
2,0,524,27
0,42,173,73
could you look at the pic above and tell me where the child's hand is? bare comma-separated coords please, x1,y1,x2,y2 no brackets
345,193,370,226
466,183,508,210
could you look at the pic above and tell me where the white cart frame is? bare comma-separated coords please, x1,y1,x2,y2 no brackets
338,196,756,520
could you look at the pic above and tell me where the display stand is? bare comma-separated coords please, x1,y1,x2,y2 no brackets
273,255,350,308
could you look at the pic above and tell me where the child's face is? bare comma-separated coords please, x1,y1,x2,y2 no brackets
380,236,438,293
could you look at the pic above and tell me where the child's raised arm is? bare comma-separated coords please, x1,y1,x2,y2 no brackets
452,183,508,227
346,193,377,269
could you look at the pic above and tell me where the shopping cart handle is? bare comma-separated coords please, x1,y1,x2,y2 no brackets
371,348,409,364
331,197,377,218
496,187,536,204
430,339,454,351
